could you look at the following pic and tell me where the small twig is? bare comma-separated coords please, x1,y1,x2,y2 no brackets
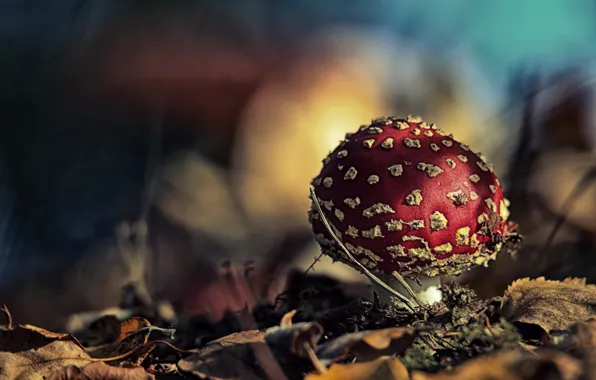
473,306,488,319
305,343,327,373
484,315,495,336
116,222,153,308
303,252,324,275
1,304,12,329
141,115,163,299
540,166,596,252
428,332,460,351
391,271,427,309
140,116,164,222
133,326,176,340
505,69,538,204
310,188,417,312
418,335,438,352
229,287,290,380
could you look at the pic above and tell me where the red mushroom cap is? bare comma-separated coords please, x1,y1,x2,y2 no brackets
309,116,511,277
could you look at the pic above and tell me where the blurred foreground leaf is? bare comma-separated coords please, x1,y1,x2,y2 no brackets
305,357,409,380
553,318,596,378
177,330,270,380
316,327,417,364
411,349,582,380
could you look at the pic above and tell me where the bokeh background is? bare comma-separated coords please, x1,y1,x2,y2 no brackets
2,0,596,328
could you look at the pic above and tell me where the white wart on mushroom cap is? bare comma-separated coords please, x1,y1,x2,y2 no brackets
309,116,511,278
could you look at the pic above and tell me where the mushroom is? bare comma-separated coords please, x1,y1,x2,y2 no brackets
309,116,515,308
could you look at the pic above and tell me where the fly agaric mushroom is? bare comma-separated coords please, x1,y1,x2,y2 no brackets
309,116,515,307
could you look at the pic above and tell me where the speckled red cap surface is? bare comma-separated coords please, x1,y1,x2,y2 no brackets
309,116,511,277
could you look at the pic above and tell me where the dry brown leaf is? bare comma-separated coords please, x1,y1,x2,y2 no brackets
48,361,154,380
556,318,596,379
305,356,409,380
315,327,417,363
74,315,152,347
117,317,152,341
501,277,596,333
557,318,596,353
177,330,279,380
73,314,122,346
177,322,326,379
0,324,91,379
86,317,155,361
411,349,582,380
531,350,584,380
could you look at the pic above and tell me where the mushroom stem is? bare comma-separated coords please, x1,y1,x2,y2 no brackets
372,273,442,308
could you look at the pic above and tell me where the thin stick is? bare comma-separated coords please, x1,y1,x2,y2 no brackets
142,116,163,298
310,188,417,312
305,344,327,373
391,271,426,308
303,252,324,275
1,304,12,329
484,315,494,336
540,166,596,252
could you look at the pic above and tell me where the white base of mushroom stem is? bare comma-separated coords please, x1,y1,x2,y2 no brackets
372,274,442,308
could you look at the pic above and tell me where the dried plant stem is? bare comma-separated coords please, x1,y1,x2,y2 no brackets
309,188,417,312
541,166,596,252
1,304,12,329
142,116,163,300
484,315,495,336
231,289,290,380
116,221,153,308
391,271,426,307
305,344,327,373
303,251,324,275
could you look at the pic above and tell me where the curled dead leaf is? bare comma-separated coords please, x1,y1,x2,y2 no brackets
177,330,285,380
554,318,596,378
501,277,596,333
0,324,91,379
76,315,152,348
557,318,596,353
532,150,596,234
74,314,122,346
305,356,409,380
266,318,327,375
85,317,173,365
315,327,417,364
411,349,582,380
178,321,329,380
117,317,152,340
48,361,154,380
